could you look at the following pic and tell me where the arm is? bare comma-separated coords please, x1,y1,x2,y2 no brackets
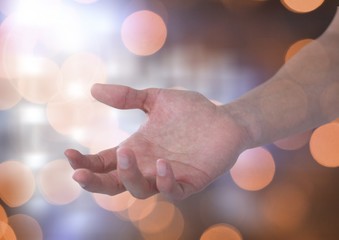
65,9,339,200
224,8,339,147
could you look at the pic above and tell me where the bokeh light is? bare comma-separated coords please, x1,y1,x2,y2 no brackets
136,201,176,234
10,0,63,27
19,105,46,125
8,214,43,240
88,126,129,153
127,196,157,222
15,56,62,104
0,14,39,80
73,0,99,4
1,1,85,55
0,0,62,17
70,101,129,150
37,5,88,53
0,78,21,110
93,192,136,213
0,1,338,239
230,147,275,191
22,152,48,170
310,123,339,168
47,92,129,148
140,205,185,240
285,39,313,62
121,10,167,56
38,159,82,205
281,0,325,13
0,160,35,207
262,184,309,232
0,221,16,240
200,223,242,240
60,52,107,98
46,95,95,135
274,130,312,151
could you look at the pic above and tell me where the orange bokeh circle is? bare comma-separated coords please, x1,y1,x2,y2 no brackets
121,10,167,56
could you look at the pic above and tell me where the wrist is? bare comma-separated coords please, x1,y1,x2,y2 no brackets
218,101,260,149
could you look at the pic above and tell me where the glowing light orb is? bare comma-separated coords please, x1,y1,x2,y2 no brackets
310,123,339,168
93,192,136,212
230,147,275,191
37,5,87,53
0,221,16,240
77,102,129,150
16,56,62,104
285,39,313,62
262,184,309,232
140,205,185,240
281,0,325,13
61,52,107,99
38,159,82,205
200,223,242,240
127,196,157,222
0,161,35,207
8,214,43,240
121,10,167,56
0,14,39,80
0,78,21,110
46,95,95,135
137,201,176,234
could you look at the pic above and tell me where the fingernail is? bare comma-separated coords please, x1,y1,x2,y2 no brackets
119,154,130,170
157,160,167,177
72,173,86,188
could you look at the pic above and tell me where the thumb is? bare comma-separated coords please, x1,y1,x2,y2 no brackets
91,83,158,112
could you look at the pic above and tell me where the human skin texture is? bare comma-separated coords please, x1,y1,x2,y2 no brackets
65,8,339,200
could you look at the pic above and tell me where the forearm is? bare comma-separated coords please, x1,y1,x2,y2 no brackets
222,8,339,148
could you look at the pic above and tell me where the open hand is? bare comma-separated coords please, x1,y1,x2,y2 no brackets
65,84,249,200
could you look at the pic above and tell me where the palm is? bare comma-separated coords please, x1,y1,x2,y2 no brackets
66,84,247,200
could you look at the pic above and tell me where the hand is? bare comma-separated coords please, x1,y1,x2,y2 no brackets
65,84,249,200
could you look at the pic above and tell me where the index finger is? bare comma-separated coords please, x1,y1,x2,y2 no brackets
65,147,118,173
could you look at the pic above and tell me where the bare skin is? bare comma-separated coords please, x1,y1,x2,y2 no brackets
65,8,339,200
65,86,249,200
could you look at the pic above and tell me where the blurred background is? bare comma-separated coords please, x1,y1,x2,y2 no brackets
0,0,339,239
